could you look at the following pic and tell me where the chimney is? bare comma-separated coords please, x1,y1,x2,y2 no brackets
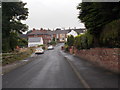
74,27,76,29
69,27,70,30
33,28,36,31
40,28,43,30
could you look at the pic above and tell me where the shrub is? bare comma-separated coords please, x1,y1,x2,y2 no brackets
74,35,82,50
49,41,56,45
66,35,74,46
37,44,44,47
64,44,69,51
74,32,93,50
37,44,46,50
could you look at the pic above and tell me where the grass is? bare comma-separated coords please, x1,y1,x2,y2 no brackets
2,48,34,66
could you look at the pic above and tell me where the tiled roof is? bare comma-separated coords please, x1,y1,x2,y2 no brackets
27,28,86,36
74,29,86,33
28,30,52,35
28,37,42,42
53,30,70,34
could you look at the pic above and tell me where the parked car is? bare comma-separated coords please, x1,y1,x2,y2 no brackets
35,48,44,54
48,45,54,50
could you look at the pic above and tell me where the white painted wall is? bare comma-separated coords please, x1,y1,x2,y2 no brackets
28,37,43,47
67,30,78,37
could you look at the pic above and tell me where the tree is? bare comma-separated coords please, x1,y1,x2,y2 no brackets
77,2,120,46
2,2,29,52
100,20,120,48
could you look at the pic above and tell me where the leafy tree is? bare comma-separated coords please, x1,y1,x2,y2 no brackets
18,38,28,48
0,8,2,53
100,20,120,48
9,32,19,51
77,2,120,46
2,2,29,52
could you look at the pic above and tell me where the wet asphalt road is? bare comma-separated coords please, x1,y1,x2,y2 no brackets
3,44,84,88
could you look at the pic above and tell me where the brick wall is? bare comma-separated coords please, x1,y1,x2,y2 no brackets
70,47,120,73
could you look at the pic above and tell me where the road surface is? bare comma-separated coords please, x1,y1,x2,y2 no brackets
2,43,119,88
3,44,84,88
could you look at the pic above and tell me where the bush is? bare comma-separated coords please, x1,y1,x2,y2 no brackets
74,32,93,50
49,41,56,45
74,35,82,50
64,44,69,51
38,44,44,47
66,35,74,46
37,44,46,50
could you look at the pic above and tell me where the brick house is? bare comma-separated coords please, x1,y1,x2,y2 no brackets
27,28,52,47
27,28,86,47
53,29,70,42
52,28,86,42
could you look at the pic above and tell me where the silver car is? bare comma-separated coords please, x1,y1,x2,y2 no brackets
48,45,54,50
35,48,44,54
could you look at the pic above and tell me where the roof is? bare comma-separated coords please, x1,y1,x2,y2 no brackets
26,30,33,35
28,37,42,42
68,28,86,33
53,30,70,34
74,28,86,34
28,30,53,35
67,30,78,37
27,28,86,36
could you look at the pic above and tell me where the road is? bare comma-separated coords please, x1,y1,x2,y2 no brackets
3,44,84,88
2,43,119,88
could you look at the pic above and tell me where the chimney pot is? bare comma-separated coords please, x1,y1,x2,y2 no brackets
33,28,35,31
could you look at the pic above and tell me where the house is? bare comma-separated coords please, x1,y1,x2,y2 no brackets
67,30,78,37
27,28,52,47
52,29,70,42
28,37,43,47
74,28,87,34
52,28,86,42
27,28,86,47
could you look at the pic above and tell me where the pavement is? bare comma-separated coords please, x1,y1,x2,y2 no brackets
60,50,119,88
2,43,119,88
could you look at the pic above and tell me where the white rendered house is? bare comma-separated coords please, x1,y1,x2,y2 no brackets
67,30,78,37
28,37,43,47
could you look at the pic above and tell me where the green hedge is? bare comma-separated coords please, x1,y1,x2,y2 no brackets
65,20,120,50
66,35,74,46
74,32,93,50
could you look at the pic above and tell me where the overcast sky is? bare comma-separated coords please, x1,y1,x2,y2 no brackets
23,0,85,30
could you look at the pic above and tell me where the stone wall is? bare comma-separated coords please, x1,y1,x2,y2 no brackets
70,47,120,73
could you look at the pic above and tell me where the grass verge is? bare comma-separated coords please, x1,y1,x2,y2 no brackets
2,48,34,66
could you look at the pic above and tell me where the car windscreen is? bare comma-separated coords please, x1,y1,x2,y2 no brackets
36,48,43,50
